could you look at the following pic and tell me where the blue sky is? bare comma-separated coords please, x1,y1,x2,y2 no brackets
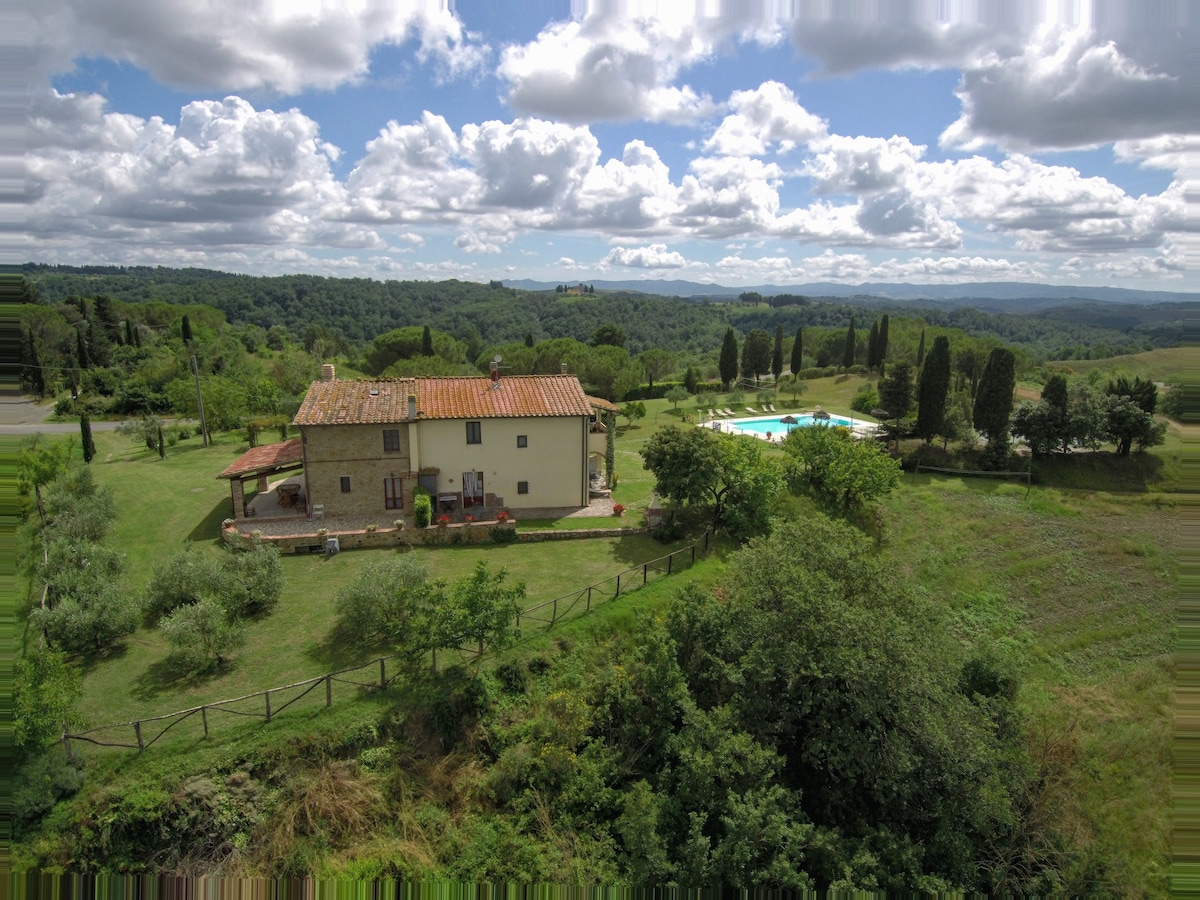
28,1,1196,290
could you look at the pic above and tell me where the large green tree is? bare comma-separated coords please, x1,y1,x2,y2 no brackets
741,328,772,384
771,324,784,382
718,328,739,389
790,326,803,376
639,349,676,388
842,317,856,369
972,348,1016,440
878,361,914,422
915,336,952,443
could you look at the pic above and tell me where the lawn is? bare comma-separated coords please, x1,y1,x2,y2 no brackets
46,429,709,744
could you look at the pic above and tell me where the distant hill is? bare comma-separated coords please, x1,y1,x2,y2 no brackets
507,278,1196,307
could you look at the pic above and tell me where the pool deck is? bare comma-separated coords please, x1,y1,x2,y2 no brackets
700,411,882,442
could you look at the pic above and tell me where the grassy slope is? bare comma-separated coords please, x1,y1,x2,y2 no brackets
1048,347,1192,382
18,372,1177,891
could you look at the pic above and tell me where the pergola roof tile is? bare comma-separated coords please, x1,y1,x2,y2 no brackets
218,439,304,480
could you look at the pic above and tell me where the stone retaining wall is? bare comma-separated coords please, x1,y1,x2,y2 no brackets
224,519,518,553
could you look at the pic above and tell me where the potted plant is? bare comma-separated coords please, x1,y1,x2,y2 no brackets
496,510,511,522
393,519,405,530
365,523,378,532
612,503,625,517
437,514,450,527
316,527,329,537
464,513,476,523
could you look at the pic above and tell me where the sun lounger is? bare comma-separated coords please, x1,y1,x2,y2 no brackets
722,408,735,416
745,407,759,415
708,409,719,420
766,404,776,412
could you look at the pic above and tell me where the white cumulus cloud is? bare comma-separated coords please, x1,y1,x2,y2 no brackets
602,243,687,269
36,0,487,93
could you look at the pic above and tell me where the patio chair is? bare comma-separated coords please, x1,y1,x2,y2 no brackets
311,504,324,520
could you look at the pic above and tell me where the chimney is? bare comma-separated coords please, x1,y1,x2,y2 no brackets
321,364,336,382
407,394,417,420
489,361,500,384
560,363,568,374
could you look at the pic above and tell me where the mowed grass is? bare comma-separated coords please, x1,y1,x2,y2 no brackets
879,475,1176,891
57,430,704,737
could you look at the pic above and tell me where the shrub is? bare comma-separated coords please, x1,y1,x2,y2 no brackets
495,662,527,695
612,503,626,517
365,523,378,532
851,385,879,414
160,598,246,672
490,526,518,544
54,397,75,417
413,492,432,528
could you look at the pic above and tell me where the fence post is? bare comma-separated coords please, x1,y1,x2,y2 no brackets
265,691,272,722
326,675,332,707
643,563,648,585
551,596,558,626
380,658,387,689
134,721,144,752
668,553,673,575
201,706,208,738
587,585,592,611
615,573,621,598
704,531,709,553
691,545,696,564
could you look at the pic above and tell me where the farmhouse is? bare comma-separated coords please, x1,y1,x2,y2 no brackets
288,367,610,520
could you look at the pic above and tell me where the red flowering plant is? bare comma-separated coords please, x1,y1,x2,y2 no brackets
612,503,626,517
464,513,476,523
437,514,450,526
496,510,511,522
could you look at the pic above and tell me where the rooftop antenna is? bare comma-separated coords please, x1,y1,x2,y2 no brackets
489,354,503,385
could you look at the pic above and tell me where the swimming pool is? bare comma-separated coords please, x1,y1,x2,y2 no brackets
728,414,859,435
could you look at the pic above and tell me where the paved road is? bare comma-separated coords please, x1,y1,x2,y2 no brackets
1,396,130,434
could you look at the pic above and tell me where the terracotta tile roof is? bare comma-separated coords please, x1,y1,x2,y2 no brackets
218,439,304,480
585,394,620,413
293,375,593,427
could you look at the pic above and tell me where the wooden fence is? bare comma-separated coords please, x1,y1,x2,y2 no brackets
63,531,713,755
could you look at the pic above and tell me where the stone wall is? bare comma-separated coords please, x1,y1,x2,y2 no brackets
223,519,518,553
222,519,647,553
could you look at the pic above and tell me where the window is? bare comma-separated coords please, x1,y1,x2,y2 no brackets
466,421,482,444
340,476,351,493
517,481,529,495
383,428,400,452
384,477,403,509
517,434,528,448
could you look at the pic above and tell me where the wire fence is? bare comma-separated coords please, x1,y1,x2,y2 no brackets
63,531,713,755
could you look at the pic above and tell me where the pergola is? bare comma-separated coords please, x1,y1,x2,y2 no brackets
217,439,304,519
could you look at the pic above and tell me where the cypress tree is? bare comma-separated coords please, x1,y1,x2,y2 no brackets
972,347,1016,440
915,336,952,443
75,326,91,370
421,325,434,356
878,361,914,423
866,321,879,369
878,314,890,367
771,324,784,382
684,365,698,393
790,326,803,375
842,317,856,370
524,332,535,348
915,328,926,368
133,324,141,348
23,328,45,398
719,328,739,389
125,318,135,346
158,426,166,459
181,315,193,343
80,413,96,463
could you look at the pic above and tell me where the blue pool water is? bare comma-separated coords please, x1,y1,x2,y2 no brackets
731,414,857,434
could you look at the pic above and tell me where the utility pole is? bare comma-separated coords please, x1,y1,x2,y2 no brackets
191,354,209,447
